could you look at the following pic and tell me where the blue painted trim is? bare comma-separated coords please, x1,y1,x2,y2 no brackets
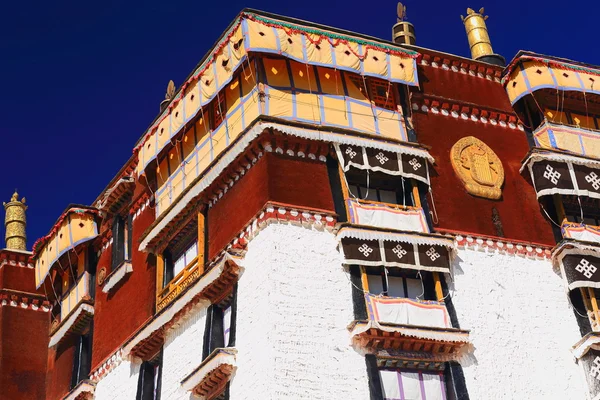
301,35,308,63
272,27,281,53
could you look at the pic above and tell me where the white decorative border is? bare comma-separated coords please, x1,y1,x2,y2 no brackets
420,57,502,83
180,349,237,392
102,262,133,293
49,303,94,348
411,102,523,131
455,234,552,259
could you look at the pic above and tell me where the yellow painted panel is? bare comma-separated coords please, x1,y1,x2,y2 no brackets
277,28,304,61
581,71,599,92
246,19,278,51
229,25,247,64
264,58,290,87
317,67,343,96
71,214,96,245
243,94,260,126
545,109,568,124
581,135,600,158
157,156,169,188
349,102,376,134
226,107,244,140
168,148,180,174
183,150,197,185
554,131,584,154
196,136,212,176
554,66,582,89
344,73,369,101
156,186,171,216
306,35,333,65
241,59,257,96
46,235,59,262
364,48,388,78
171,169,184,201
226,79,242,111
200,65,216,101
290,61,314,92
142,132,157,170
390,54,415,84
571,113,595,130
377,109,403,140
267,88,293,118
157,117,170,150
296,92,320,123
183,80,201,120
323,96,349,127
534,130,552,149
524,61,554,88
57,222,71,252
182,128,196,159
211,124,228,161
215,44,233,89
170,99,184,136
505,69,528,104
334,41,360,72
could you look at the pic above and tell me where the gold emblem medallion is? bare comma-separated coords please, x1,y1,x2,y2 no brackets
450,136,504,199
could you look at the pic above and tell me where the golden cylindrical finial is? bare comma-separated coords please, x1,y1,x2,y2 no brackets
3,191,27,251
461,7,494,60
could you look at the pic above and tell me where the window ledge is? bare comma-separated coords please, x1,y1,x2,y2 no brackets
62,379,95,400
348,320,470,356
49,302,94,348
181,348,237,400
102,261,133,293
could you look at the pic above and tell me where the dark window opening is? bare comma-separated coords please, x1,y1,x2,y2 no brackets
70,332,92,389
203,287,237,359
346,169,413,206
364,266,436,300
112,214,132,269
136,354,162,400
564,196,600,226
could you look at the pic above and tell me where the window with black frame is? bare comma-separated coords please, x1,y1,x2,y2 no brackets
136,353,162,400
70,331,92,390
163,235,198,288
564,196,600,226
364,266,436,300
112,213,133,269
203,285,237,360
346,169,413,206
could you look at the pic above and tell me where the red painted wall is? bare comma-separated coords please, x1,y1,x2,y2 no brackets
208,152,335,259
413,63,554,244
91,200,156,370
0,265,39,294
0,306,49,400
417,59,512,113
45,335,76,400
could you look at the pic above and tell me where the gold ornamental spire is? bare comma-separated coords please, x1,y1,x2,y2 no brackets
3,190,27,250
461,7,494,60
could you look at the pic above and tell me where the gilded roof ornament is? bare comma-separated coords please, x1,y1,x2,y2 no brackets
3,190,27,251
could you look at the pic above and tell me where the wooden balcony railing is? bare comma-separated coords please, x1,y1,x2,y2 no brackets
156,257,204,313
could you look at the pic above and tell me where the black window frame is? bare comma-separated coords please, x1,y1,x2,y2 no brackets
136,353,163,400
346,169,414,206
70,331,93,390
202,285,237,359
364,266,436,301
112,213,133,269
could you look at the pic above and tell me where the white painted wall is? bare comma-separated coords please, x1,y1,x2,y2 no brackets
94,360,140,400
451,248,587,400
230,223,370,400
160,303,208,400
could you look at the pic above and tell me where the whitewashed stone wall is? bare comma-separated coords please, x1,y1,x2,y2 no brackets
451,248,586,400
160,303,209,400
94,360,140,400
230,223,370,399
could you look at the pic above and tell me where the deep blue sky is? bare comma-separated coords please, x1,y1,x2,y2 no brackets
1,1,598,247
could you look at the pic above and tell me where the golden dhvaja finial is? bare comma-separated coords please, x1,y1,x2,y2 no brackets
3,190,27,251
461,7,493,60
